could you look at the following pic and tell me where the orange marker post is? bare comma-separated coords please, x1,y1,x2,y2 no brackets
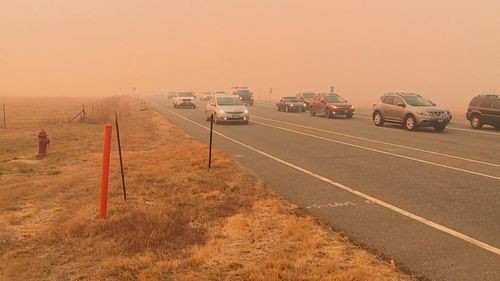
99,125,113,219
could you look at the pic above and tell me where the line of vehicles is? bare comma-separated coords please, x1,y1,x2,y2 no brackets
162,89,500,131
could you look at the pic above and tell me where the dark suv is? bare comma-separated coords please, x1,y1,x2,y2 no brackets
466,94,500,129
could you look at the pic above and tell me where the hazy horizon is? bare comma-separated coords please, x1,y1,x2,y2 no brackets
2,1,500,110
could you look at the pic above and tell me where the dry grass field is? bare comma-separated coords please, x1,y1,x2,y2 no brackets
0,96,415,281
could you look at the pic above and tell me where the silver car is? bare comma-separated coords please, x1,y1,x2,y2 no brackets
372,93,451,131
205,95,249,124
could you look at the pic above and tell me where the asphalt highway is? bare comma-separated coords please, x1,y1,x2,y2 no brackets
147,97,500,281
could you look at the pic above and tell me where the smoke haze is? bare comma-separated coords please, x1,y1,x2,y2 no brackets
2,0,500,110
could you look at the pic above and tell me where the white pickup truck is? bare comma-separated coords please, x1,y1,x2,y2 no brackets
173,91,197,109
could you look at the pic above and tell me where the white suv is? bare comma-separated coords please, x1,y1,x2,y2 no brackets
173,91,196,109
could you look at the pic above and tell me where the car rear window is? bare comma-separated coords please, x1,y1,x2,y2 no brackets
469,97,481,107
494,99,500,110
480,98,494,108
383,96,394,104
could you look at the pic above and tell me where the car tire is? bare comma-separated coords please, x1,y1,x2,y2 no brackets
302,108,306,112
285,106,289,112
173,103,176,108
214,114,219,124
243,120,249,125
277,105,280,111
346,112,353,119
310,107,316,116
373,111,384,126
405,114,417,131
470,115,483,129
193,105,196,109
325,109,331,118
434,124,446,132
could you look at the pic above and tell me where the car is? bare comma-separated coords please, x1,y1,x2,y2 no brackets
309,93,355,118
200,92,212,101
205,95,249,124
296,91,317,109
214,91,228,96
167,91,176,99
276,96,307,112
173,91,197,109
372,92,450,131
230,87,254,105
466,94,500,129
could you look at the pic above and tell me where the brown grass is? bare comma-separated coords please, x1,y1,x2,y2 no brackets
0,96,416,281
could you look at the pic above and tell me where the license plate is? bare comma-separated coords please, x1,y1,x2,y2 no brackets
437,119,444,123
231,115,240,118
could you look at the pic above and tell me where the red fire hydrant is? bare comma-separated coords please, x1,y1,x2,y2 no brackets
38,129,51,157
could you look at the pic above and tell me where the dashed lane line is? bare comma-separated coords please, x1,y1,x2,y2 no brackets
252,115,500,168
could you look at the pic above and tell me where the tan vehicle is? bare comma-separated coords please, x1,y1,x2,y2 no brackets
372,93,451,131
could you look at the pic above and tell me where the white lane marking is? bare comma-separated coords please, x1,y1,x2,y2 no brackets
355,114,500,136
252,120,500,181
447,126,500,136
252,115,500,168
151,102,500,256
355,115,372,120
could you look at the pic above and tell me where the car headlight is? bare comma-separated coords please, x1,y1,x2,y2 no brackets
243,108,249,114
416,111,429,116
219,108,225,114
332,105,338,109
350,105,355,109
290,104,294,107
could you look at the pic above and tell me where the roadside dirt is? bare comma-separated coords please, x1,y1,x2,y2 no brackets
0,97,416,281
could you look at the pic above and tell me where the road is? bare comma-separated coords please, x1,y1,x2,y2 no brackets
147,97,500,281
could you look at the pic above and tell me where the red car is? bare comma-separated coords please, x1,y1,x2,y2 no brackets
309,93,355,118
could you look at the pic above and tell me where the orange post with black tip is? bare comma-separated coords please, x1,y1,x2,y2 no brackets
99,125,112,219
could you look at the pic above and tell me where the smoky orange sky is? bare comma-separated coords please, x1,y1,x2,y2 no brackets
2,0,500,110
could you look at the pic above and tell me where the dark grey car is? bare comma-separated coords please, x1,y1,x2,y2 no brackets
276,97,307,112
466,94,500,129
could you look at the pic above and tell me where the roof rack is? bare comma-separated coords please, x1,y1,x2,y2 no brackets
386,92,420,96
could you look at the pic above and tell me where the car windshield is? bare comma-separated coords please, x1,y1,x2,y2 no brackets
325,95,347,103
217,97,242,106
403,96,434,106
236,90,252,97
284,97,300,102
303,93,316,99
178,92,194,97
